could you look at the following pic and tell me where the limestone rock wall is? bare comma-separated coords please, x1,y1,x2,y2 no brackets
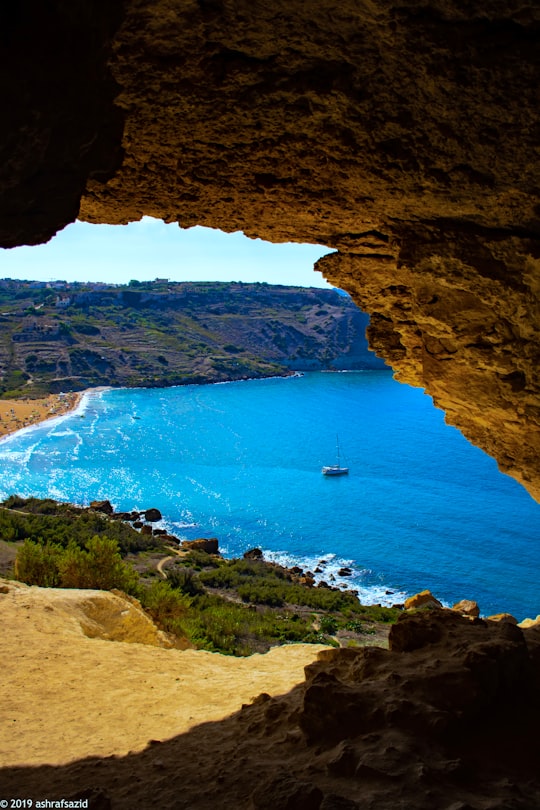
318,228,540,500
1,0,539,497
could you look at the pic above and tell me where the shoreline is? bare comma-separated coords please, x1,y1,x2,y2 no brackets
0,390,87,441
0,375,536,621
0,373,299,442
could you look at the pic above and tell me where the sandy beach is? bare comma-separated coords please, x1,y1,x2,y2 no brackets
0,391,83,440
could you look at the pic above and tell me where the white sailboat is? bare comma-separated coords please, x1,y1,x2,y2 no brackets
322,435,349,476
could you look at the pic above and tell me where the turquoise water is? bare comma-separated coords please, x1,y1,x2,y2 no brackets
0,371,538,619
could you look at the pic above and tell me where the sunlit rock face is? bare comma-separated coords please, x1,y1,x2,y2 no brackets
1,0,539,497
318,229,540,501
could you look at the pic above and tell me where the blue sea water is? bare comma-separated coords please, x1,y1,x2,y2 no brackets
0,371,538,620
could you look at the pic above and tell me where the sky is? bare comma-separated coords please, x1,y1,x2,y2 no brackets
0,217,335,288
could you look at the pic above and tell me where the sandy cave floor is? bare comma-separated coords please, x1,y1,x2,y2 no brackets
0,579,328,769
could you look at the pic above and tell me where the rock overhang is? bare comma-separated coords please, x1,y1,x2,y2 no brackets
1,0,539,498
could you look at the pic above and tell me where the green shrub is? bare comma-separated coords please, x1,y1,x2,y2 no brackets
167,567,205,596
14,535,139,593
344,619,364,633
358,605,400,623
319,615,338,635
237,582,285,607
140,580,190,628
58,536,139,592
177,550,222,571
0,498,160,555
14,540,62,587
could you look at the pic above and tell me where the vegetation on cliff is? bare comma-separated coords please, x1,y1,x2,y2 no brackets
0,279,385,397
0,496,398,656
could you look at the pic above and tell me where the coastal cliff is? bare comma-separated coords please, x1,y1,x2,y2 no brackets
0,280,385,396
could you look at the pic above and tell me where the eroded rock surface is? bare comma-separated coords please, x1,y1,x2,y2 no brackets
2,607,539,808
1,0,539,497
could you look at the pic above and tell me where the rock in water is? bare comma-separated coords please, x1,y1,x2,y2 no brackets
144,508,162,522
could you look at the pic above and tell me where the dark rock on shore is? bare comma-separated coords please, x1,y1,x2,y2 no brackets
181,538,219,555
144,508,162,523
111,511,134,521
244,548,264,560
89,500,113,515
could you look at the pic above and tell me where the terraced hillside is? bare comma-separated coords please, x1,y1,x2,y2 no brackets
0,280,386,396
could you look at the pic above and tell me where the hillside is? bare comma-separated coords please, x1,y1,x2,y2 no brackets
0,496,398,656
0,279,386,397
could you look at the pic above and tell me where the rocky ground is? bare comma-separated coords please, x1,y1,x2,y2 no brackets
2,502,539,808
1,579,539,809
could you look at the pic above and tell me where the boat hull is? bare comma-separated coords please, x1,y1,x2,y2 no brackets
322,466,349,476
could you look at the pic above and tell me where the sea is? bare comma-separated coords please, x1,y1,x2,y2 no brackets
0,371,538,620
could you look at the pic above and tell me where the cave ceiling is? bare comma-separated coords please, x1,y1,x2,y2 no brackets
1,0,539,499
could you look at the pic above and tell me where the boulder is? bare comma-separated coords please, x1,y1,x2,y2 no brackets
243,547,263,560
486,612,518,624
140,525,153,535
452,599,480,618
404,590,443,610
144,508,162,522
181,538,219,555
89,500,113,515
519,615,540,629
132,521,144,529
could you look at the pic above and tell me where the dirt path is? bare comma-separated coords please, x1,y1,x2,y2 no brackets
156,555,174,578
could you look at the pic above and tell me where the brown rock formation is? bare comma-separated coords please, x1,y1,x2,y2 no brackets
89,499,114,515
2,606,539,808
452,599,480,618
1,1,539,497
404,589,443,610
181,537,220,554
